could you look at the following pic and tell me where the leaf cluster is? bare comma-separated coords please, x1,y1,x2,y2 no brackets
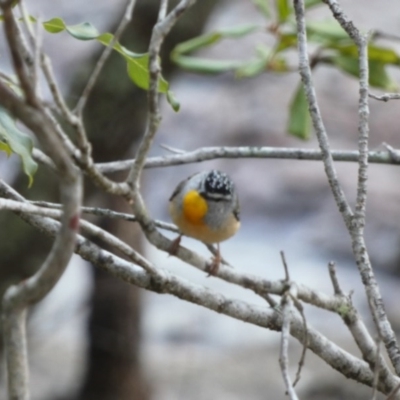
171,0,400,139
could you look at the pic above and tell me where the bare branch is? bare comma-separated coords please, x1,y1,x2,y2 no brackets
0,2,36,105
127,0,197,189
328,261,343,296
3,308,29,400
2,190,398,393
280,250,290,281
0,182,349,320
369,92,400,102
157,0,169,23
32,148,56,171
292,298,307,388
0,196,159,277
326,261,395,395
293,0,353,226
29,200,178,232
96,146,400,175
322,0,400,376
354,33,369,221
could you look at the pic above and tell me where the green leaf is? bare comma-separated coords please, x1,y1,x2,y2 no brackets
305,0,322,9
166,90,180,112
306,20,350,44
173,56,244,74
125,55,168,92
276,0,292,23
171,24,259,76
0,106,38,186
330,43,400,66
330,55,397,90
173,33,221,55
369,61,397,90
330,54,358,76
275,33,297,53
44,18,99,39
65,22,99,40
288,83,311,140
172,24,259,57
43,17,66,33
252,0,271,18
96,33,167,92
235,45,272,78
235,56,268,78
368,45,400,65
219,24,261,39
42,18,172,100
0,141,12,156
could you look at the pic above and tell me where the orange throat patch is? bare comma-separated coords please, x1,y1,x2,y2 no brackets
182,190,208,225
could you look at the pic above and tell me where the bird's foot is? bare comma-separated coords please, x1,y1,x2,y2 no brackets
207,251,221,277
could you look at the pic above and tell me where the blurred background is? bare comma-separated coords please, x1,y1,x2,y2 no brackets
1,0,400,399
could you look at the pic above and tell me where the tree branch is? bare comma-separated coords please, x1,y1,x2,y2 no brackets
127,0,196,189
2,179,400,395
322,0,400,377
0,7,82,396
95,146,399,175
2,193,399,393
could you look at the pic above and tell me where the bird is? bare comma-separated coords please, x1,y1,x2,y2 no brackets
168,169,240,275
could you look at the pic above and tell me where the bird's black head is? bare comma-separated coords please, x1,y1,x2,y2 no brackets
203,170,234,199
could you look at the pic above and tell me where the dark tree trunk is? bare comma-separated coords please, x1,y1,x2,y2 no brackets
75,1,217,400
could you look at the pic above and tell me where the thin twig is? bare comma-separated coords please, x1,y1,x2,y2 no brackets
279,284,299,400
371,337,382,400
294,0,353,227
280,250,290,281
29,200,178,232
326,258,394,396
160,143,187,154
127,0,195,189
32,148,56,171
74,0,138,113
292,297,307,388
278,253,306,391
18,0,40,96
0,194,159,277
328,261,343,296
370,30,400,43
369,92,400,102
383,143,400,163
32,16,42,97
78,215,159,275
41,53,79,124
